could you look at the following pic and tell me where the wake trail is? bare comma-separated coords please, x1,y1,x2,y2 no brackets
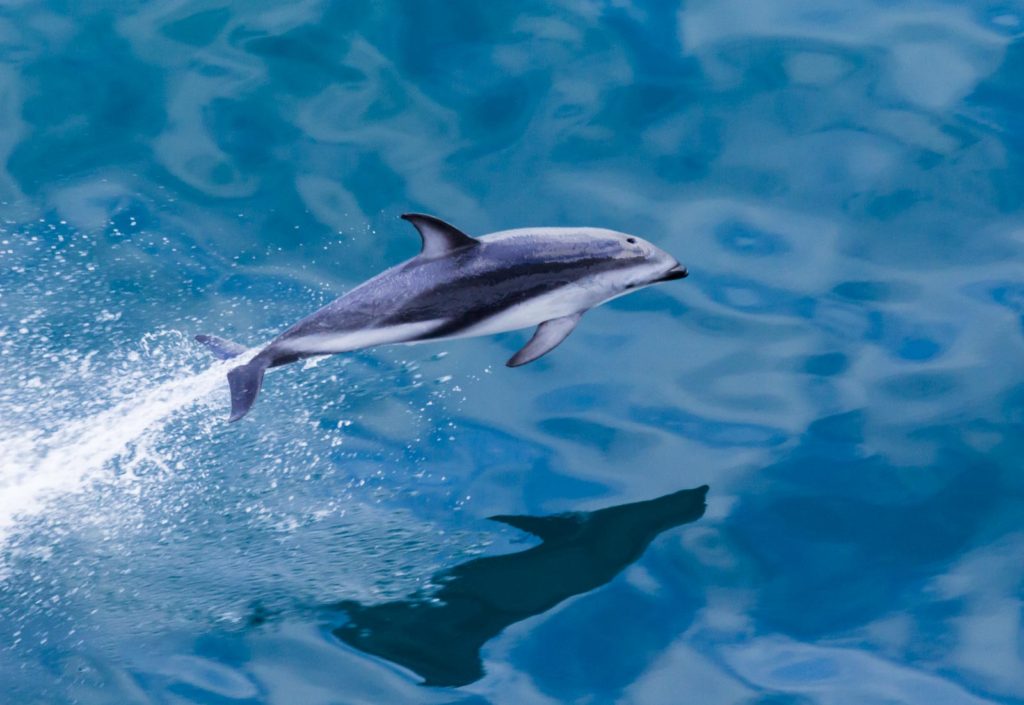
0,353,250,569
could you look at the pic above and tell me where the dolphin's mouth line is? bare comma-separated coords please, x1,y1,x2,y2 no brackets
656,265,688,282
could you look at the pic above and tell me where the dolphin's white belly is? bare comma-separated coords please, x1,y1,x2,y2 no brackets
278,320,445,354
431,282,604,342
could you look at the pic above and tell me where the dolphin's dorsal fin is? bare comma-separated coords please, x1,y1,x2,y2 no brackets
488,512,583,541
401,213,478,258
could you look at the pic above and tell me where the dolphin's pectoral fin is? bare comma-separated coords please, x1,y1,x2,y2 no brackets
195,334,248,360
226,358,268,422
506,312,583,368
401,213,478,258
489,512,584,541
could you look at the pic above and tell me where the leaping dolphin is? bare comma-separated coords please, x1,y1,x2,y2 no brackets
197,214,688,421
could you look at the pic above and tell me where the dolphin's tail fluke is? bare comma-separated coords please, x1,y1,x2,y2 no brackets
195,334,248,360
227,358,267,422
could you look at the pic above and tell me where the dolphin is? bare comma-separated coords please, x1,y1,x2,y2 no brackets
196,214,687,421
327,485,709,686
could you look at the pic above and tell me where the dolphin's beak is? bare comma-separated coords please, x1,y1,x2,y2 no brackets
658,264,688,282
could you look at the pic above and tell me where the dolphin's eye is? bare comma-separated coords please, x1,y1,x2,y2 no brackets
626,237,637,244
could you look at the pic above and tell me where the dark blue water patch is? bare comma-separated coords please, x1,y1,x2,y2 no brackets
234,16,366,98
752,696,817,705
803,409,865,450
630,405,788,448
895,337,942,361
160,7,232,46
765,451,904,506
763,412,898,498
704,40,791,94
881,371,959,400
769,413,967,504
731,462,998,638
513,577,702,701
969,279,1024,313
715,220,791,257
207,96,301,174
863,188,923,221
903,596,967,662
873,313,955,362
464,76,540,151
831,280,899,302
802,352,848,376
775,469,992,563
537,416,660,456
999,383,1024,426
914,149,945,169
392,1,513,87
536,418,614,452
9,15,167,193
604,2,698,81
687,310,759,337
535,383,630,413
967,39,1024,196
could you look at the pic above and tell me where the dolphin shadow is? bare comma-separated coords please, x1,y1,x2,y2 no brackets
327,484,709,687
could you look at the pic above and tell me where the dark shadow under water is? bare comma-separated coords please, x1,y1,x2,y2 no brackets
328,485,709,686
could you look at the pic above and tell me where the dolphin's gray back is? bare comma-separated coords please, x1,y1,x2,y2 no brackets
272,229,633,345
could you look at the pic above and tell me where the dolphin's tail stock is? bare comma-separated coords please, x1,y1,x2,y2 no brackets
226,357,268,422
195,334,265,421
195,334,248,360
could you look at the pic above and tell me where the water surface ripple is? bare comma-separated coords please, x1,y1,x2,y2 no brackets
0,1,1022,703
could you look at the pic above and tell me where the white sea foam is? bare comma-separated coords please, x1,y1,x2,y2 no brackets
0,350,254,575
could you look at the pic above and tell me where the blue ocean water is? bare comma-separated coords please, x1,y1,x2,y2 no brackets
1,0,1022,702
